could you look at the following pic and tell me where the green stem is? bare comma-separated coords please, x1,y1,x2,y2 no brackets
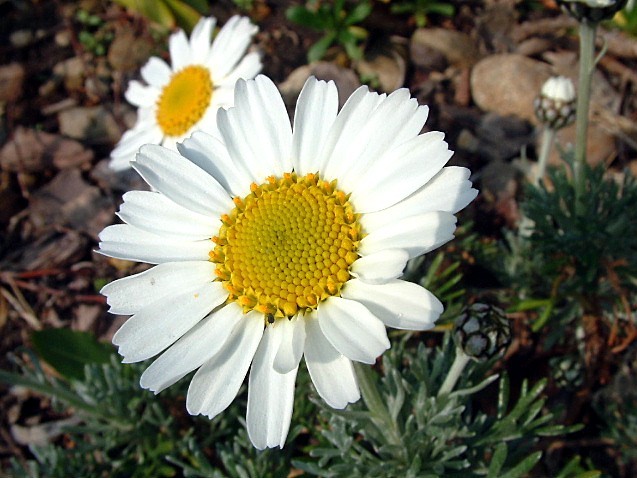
534,127,556,185
353,362,403,450
574,19,597,215
437,348,471,396
0,370,132,430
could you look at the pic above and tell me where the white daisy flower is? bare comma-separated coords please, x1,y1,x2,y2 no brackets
109,15,261,171
98,75,478,449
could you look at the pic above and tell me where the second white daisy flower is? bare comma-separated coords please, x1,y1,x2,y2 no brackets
99,75,477,449
109,15,261,171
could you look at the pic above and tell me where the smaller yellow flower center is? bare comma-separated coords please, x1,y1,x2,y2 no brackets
156,65,213,137
210,173,363,321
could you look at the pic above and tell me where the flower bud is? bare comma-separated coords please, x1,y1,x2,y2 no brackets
534,76,576,130
556,0,627,23
453,303,512,362
549,355,584,390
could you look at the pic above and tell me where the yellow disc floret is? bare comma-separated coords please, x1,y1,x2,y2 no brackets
210,173,363,321
156,65,213,137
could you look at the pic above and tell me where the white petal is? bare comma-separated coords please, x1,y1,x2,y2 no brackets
320,86,382,180
317,297,389,364
133,144,234,217
177,131,251,198
189,17,215,63
209,85,236,108
217,51,262,86
140,302,242,393
398,104,430,142
342,279,442,330
117,190,218,240
351,249,409,284
304,313,359,409
418,167,478,214
361,167,477,231
209,16,258,80
169,29,191,70
110,126,163,171
141,57,172,88
220,76,292,179
359,211,457,259
336,89,419,191
125,81,159,107
136,106,157,126
112,281,226,363
186,311,264,418
247,324,298,449
349,132,452,213
292,77,339,176
98,224,211,264
273,317,306,374
160,135,179,151
101,261,215,315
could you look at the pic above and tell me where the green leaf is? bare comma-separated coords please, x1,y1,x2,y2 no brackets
307,32,336,62
116,0,176,28
31,329,114,381
499,451,542,478
497,373,510,419
508,298,551,312
345,2,372,25
286,6,326,30
182,0,208,13
165,0,202,32
487,443,508,478
343,39,363,61
338,28,364,60
347,25,368,40
426,3,455,17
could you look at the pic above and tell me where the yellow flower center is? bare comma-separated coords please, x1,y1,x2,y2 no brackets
210,173,362,321
156,65,213,137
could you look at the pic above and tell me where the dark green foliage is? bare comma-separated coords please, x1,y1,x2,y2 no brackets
113,0,208,31
389,0,455,27
31,328,113,380
593,345,637,466
286,0,372,62
608,0,637,36
403,242,470,325
473,161,637,335
522,162,637,308
75,9,114,56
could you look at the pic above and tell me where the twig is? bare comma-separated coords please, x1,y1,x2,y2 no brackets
0,285,41,330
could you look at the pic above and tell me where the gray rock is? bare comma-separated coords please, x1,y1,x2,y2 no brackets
471,53,551,123
0,127,93,172
356,40,407,92
58,106,121,145
29,168,114,238
279,62,361,108
411,28,481,69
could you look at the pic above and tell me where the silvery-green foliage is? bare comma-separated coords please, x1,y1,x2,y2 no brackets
5,353,237,478
293,336,581,478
